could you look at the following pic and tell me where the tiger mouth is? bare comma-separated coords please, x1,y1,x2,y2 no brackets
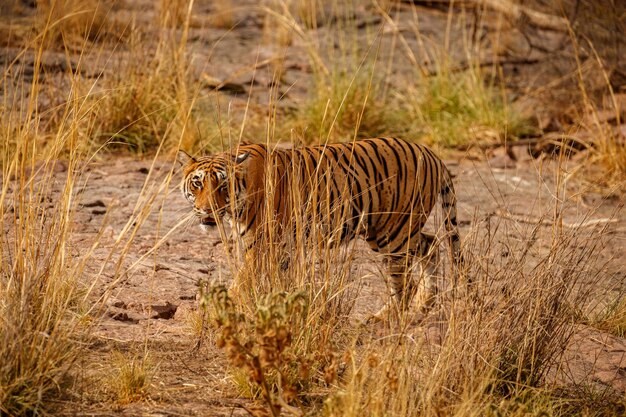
199,216,217,226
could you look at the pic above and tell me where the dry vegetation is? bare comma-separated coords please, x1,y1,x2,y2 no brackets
1,0,625,415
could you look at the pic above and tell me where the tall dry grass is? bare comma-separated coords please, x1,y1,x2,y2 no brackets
0,37,96,414
199,142,620,415
0,2,197,412
326,214,613,416
35,0,120,46
567,28,626,191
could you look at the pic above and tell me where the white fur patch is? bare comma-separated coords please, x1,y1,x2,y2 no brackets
191,170,205,181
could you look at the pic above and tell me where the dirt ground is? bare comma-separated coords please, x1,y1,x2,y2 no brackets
1,0,625,415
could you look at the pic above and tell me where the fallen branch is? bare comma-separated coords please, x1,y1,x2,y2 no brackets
455,137,544,151
494,208,618,229
425,57,541,76
402,0,568,32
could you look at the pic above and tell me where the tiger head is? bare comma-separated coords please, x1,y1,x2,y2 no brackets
177,150,250,229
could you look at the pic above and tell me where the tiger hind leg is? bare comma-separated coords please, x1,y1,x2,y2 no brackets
414,232,439,314
369,232,438,323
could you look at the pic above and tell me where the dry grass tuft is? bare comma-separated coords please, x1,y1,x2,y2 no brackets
323,216,616,416
81,8,211,154
35,0,119,46
108,351,153,404
594,296,626,338
158,0,192,28
289,64,391,144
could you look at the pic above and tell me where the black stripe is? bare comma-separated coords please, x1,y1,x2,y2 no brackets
419,147,433,212
387,142,403,212
353,144,375,229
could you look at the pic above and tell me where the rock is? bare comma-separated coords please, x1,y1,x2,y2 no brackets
179,294,196,300
173,304,194,321
23,160,68,178
582,109,621,127
107,298,126,308
201,73,246,94
107,309,140,324
150,301,178,320
83,199,106,208
506,143,533,162
530,132,591,158
488,148,516,169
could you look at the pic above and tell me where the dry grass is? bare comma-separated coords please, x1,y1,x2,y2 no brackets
288,63,391,143
0,5,190,413
158,0,192,28
594,296,626,339
201,168,624,416
566,23,626,191
263,1,395,144
322,218,613,416
0,48,92,417
85,36,197,153
108,350,153,404
35,0,120,46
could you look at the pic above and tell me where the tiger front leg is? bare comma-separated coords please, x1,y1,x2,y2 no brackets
368,254,418,323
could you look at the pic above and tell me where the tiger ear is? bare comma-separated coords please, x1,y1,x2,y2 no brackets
233,152,250,164
177,150,196,166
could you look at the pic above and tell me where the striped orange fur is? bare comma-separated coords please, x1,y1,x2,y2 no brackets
178,137,462,319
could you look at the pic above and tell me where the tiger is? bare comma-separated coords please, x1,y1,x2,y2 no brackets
177,137,462,320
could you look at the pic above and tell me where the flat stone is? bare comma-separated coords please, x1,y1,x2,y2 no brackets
150,301,178,320
107,308,140,324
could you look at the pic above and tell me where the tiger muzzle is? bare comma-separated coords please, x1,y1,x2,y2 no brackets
199,216,217,226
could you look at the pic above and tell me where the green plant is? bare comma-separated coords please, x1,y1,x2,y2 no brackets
206,286,319,415
396,66,528,148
